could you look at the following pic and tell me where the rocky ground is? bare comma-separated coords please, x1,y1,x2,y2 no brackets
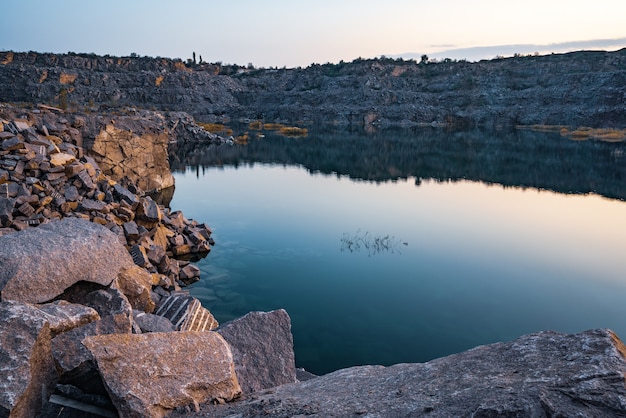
1,49,625,130
0,106,298,417
1,47,626,416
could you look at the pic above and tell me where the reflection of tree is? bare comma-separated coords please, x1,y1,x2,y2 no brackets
340,230,407,256
170,127,626,201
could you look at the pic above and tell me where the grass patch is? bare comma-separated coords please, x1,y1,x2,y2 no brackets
517,125,626,142
247,121,308,137
197,122,233,136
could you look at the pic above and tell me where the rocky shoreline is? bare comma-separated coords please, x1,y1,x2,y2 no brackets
0,106,300,417
1,53,626,415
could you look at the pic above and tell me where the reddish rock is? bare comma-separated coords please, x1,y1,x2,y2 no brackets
84,332,241,418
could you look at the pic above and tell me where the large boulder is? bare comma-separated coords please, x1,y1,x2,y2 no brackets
174,329,626,417
0,301,57,418
83,331,241,418
0,218,134,304
217,309,297,393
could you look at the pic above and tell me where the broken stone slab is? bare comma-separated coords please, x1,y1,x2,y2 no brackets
216,309,297,394
177,329,626,418
0,217,134,304
155,293,218,332
49,152,76,167
37,300,100,335
112,183,139,206
0,300,57,418
83,331,241,418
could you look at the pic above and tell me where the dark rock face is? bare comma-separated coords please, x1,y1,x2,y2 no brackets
1,49,625,128
0,301,57,418
217,309,297,394
0,218,134,304
175,329,626,418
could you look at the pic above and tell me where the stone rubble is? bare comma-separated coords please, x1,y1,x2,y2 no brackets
0,110,212,291
0,107,298,417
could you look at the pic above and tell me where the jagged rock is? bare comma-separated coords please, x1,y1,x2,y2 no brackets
133,310,175,333
0,196,15,226
175,329,626,418
49,152,76,167
76,287,133,324
216,309,297,394
155,294,218,331
37,300,100,335
51,314,133,394
0,301,57,418
0,218,134,303
115,265,156,313
83,331,241,418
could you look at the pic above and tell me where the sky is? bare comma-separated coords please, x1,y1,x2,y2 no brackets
1,1,625,68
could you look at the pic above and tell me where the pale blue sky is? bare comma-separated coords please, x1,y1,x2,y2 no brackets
2,1,625,67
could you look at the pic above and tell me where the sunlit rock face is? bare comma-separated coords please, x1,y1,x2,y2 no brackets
91,123,174,192
83,331,241,418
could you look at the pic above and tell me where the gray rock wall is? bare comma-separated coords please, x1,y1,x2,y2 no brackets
1,49,624,129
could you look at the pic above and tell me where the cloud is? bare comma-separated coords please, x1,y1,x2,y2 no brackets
394,37,626,62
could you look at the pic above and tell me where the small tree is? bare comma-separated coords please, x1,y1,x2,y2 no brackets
192,51,196,65
420,54,429,64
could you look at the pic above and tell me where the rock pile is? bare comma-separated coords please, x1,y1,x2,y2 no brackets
0,109,299,417
0,111,211,289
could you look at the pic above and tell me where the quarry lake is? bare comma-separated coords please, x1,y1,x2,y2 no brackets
169,128,626,375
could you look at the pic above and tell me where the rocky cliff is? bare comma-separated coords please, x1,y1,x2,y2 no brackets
1,49,625,129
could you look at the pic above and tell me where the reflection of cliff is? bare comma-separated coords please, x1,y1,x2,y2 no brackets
170,128,626,201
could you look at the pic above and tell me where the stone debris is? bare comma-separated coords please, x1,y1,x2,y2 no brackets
0,110,213,291
0,108,298,418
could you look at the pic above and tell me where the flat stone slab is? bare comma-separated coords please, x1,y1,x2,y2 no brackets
0,218,134,304
84,331,241,418
173,329,626,417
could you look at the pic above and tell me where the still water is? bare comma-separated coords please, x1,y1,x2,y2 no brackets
169,128,626,375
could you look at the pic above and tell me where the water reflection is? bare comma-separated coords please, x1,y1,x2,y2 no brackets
168,127,626,375
170,127,626,201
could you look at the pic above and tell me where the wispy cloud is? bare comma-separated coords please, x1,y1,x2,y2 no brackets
395,37,626,62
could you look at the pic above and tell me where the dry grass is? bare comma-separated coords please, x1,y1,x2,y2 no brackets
248,121,308,137
197,122,233,136
561,127,626,142
517,125,626,142
155,75,164,87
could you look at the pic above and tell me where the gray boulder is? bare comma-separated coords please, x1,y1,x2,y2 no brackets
0,301,57,418
83,331,241,418
37,300,100,335
217,309,297,394
0,218,134,304
174,329,626,417
133,310,175,333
